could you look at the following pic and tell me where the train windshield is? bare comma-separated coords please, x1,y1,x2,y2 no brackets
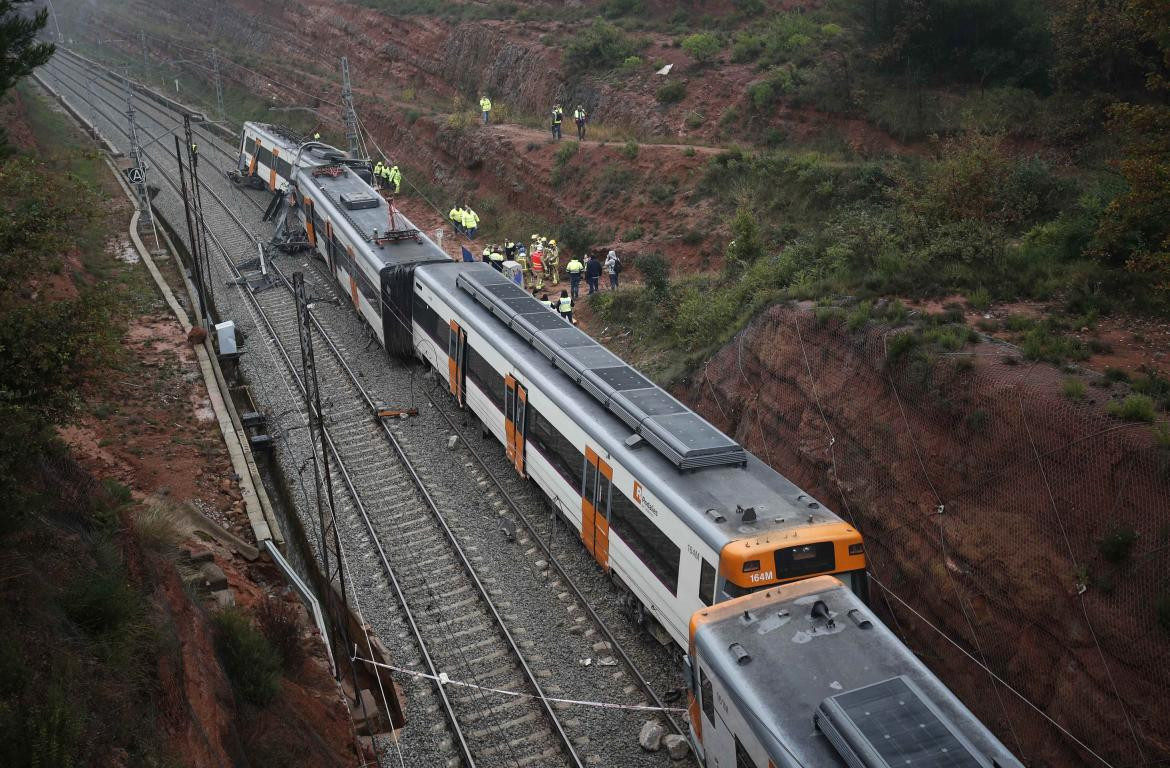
720,568,868,602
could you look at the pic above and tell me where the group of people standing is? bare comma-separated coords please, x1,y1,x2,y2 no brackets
477,93,589,141
372,161,402,194
448,204,482,239
563,249,621,299
550,104,589,141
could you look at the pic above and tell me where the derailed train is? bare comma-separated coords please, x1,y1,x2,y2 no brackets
237,122,1023,768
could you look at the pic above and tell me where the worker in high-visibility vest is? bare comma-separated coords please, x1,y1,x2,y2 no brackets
480,95,492,124
557,290,574,324
564,253,584,299
386,164,401,194
530,247,545,292
373,161,385,189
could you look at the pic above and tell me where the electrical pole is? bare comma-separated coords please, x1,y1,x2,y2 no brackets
175,135,209,330
339,56,365,159
293,272,351,647
183,115,213,327
124,77,161,251
211,48,225,123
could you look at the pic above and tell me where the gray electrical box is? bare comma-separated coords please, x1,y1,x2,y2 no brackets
215,321,238,355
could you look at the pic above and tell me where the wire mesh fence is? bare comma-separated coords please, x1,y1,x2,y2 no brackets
685,304,1170,768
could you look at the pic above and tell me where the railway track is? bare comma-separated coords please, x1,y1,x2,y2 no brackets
40,48,691,768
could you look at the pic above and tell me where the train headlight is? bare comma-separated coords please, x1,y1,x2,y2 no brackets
848,543,865,556
742,559,761,573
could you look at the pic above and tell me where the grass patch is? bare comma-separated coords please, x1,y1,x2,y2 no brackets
1063,378,1086,400
1107,394,1157,423
656,80,687,104
212,608,282,706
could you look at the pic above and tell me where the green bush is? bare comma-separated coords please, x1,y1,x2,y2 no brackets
555,141,579,167
730,33,765,63
620,55,643,70
684,111,704,129
404,108,421,124
1107,394,1157,423
649,181,676,204
564,21,639,73
682,33,722,65
1063,378,1086,400
656,80,687,104
622,224,644,241
212,608,281,706
601,0,644,18
1099,527,1138,564
1020,325,1088,364
637,252,670,296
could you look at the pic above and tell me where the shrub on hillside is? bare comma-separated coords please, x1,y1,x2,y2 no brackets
564,21,638,73
682,33,722,65
656,80,687,104
1107,394,1157,423
637,252,670,296
212,608,281,706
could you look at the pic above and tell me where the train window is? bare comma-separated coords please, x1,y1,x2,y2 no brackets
277,157,292,180
699,559,715,606
596,472,610,519
610,488,680,595
775,541,835,579
700,667,714,722
734,737,760,768
411,294,445,347
583,460,595,502
356,269,381,316
525,405,584,489
256,145,274,169
465,344,505,413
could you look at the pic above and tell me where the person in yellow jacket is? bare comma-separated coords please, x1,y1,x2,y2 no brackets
387,164,402,194
456,207,475,236
488,247,506,271
449,205,464,235
373,161,385,189
564,253,583,298
480,94,492,124
557,290,575,324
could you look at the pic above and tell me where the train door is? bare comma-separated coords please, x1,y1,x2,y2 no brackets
504,375,527,476
324,220,335,274
581,448,612,571
304,198,317,247
347,246,359,308
447,321,466,406
249,139,259,177
269,147,279,191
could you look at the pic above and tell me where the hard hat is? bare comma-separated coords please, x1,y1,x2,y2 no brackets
531,234,538,240
549,239,556,245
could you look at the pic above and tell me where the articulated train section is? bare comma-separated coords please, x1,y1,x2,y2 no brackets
36,47,1025,768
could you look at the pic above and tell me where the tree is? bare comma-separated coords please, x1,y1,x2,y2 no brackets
1096,0,1170,293
0,1,55,156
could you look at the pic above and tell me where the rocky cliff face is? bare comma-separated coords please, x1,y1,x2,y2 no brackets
680,304,1170,768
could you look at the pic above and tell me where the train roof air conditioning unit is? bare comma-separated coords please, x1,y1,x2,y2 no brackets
340,192,380,210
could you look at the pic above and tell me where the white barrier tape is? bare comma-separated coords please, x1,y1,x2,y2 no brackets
351,650,687,714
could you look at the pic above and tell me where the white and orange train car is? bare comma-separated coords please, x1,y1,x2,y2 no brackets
238,121,869,649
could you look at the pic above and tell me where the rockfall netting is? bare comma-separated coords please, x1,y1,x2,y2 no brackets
683,305,1170,768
